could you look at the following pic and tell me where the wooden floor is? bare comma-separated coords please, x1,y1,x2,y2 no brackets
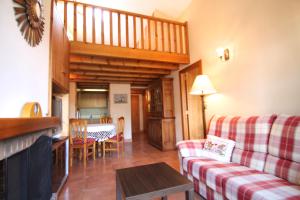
59,133,202,200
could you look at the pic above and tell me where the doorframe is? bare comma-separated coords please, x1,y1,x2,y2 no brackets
179,60,202,140
130,88,145,134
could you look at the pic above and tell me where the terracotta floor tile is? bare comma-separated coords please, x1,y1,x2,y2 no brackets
59,133,202,200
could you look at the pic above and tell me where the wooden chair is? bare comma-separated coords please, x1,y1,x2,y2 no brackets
69,119,96,167
103,117,125,157
100,116,112,124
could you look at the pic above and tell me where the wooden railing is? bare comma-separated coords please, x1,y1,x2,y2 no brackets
56,0,189,55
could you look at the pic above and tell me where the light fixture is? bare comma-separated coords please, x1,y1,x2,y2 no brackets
216,47,230,61
190,75,216,138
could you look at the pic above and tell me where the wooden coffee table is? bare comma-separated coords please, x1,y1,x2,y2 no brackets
116,162,194,200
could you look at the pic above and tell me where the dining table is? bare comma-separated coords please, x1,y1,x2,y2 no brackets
87,123,116,142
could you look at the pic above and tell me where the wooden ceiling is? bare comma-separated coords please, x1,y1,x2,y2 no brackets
69,54,180,87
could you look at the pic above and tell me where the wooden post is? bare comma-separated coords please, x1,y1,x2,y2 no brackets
74,3,77,41
184,22,190,55
148,18,151,50
126,14,129,48
64,1,67,30
118,13,121,47
101,9,104,44
110,11,113,45
155,21,158,51
92,7,95,44
179,25,183,54
133,16,136,49
174,24,177,53
83,5,86,43
168,23,171,52
161,22,165,52
141,18,144,49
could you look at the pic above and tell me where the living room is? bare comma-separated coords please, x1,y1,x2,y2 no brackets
0,0,299,200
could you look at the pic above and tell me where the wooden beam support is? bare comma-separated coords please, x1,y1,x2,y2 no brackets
70,74,154,82
69,64,170,75
70,71,159,79
71,77,153,83
70,41,190,64
69,55,179,70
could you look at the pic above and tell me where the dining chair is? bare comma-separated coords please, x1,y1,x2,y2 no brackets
69,119,96,167
102,117,125,157
100,116,112,124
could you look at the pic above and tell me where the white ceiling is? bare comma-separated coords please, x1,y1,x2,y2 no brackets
76,0,192,19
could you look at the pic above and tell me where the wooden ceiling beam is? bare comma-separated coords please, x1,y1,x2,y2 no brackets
70,75,154,82
70,55,179,70
69,64,170,75
70,71,160,79
70,42,190,64
71,79,151,86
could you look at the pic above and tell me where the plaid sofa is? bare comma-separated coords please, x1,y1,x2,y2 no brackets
177,115,300,200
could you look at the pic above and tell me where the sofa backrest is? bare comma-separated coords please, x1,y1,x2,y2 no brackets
207,115,276,171
264,115,300,185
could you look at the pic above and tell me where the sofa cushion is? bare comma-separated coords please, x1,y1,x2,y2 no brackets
232,148,267,172
265,115,300,185
265,155,300,185
224,173,300,200
177,139,206,158
208,115,276,171
203,135,235,162
182,156,300,200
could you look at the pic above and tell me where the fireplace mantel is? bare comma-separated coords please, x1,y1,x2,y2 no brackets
0,117,60,140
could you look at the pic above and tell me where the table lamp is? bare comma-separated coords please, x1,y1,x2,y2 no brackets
190,75,216,138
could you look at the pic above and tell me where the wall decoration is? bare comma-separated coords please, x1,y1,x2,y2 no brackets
13,0,45,47
114,94,128,104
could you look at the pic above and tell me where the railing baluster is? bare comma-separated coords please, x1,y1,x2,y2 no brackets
179,25,183,54
101,9,104,44
141,18,144,49
148,18,151,50
126,14,129,48
73,3,77,41
161,21,164,52
92,7,95,44
155,21,158,51
174,24,177,53
118,13,121,47
83,5,86,43
64,1,67,30
133,16,136,49
168,23,171,52
184,22,189,55
110,11,113,45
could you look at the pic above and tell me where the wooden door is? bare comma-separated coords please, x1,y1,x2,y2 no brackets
131,95,140,134
179,60,203,140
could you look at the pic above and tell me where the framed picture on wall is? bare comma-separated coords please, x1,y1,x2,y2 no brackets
114,94,128,104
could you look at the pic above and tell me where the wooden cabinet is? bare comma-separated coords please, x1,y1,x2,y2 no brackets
147,78,176,151
51,1,69,93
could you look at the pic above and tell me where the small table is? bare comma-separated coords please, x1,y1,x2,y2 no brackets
87,123,116,142
116,162,194,200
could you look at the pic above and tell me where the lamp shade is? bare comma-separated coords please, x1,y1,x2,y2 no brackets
190,75,216,95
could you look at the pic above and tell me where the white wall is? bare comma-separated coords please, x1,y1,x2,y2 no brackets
109,84,132,141
0,0,51,117
172,0,300,141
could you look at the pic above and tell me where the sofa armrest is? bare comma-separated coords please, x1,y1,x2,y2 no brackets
176,139,206,158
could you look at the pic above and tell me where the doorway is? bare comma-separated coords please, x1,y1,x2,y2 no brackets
179,60,204,140
131,94,140,135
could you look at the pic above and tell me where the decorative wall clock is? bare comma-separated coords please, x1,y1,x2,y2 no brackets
13,0,45,47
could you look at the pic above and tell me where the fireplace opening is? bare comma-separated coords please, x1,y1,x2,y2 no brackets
0,135,52,200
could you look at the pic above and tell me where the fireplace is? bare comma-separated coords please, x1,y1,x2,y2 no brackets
0,135,52,200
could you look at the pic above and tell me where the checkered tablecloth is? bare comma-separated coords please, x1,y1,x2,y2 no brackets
87,124,116,142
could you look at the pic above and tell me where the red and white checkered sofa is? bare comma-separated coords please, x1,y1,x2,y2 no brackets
177,115,300,200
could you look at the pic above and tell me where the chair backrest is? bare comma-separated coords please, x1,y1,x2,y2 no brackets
117,117,125,141
100,116,112,124
69,119,88,145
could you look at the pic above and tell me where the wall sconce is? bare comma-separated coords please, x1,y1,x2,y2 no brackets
216,47,230,61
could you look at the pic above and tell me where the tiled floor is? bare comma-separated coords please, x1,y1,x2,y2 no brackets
59,133,202,200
